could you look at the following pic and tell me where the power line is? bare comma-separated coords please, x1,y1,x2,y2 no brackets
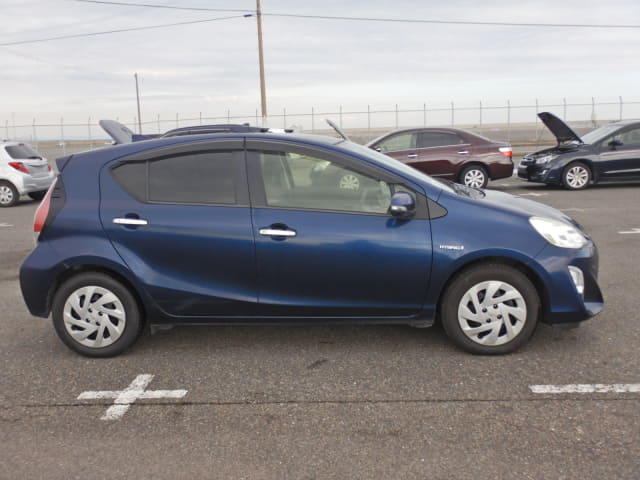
74,0,640,29
0,14,249,47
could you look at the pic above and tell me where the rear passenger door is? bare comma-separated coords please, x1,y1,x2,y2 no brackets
99,140,258,318
412,131,470,179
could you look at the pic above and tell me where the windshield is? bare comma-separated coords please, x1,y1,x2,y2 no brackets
339,140,454,193
581,124,622,145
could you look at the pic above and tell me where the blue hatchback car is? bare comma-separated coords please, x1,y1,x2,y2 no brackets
20,125,604,357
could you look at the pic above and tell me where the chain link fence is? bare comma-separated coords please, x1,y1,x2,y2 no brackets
3,97,638,158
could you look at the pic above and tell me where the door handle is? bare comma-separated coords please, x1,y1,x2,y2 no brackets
113,217,148,226
407,153,418,159
259,228,296,237
457,150,469,155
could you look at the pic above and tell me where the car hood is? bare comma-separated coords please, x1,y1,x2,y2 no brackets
479,188,581,228
538,112,582,145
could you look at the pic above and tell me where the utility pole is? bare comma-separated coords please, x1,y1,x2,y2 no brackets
256,0,267,125
134,72,142,134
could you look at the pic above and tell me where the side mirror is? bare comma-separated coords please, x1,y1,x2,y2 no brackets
373,146,382,152
389,191,416,219
609,139,623,150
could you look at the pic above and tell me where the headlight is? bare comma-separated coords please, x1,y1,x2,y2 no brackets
529,216,588,249
536,154,556,164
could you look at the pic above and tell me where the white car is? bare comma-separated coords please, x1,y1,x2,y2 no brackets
0,141,55,207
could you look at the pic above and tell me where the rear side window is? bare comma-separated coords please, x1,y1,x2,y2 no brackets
112,151,237,205
418,132,465,148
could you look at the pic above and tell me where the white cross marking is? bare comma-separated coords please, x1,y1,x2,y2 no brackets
619,228,640,234
78,374,187,420
530,383,640,394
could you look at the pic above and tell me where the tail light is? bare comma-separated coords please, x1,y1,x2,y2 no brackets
34,179,56,235
9,161,30,174
499,147,513,157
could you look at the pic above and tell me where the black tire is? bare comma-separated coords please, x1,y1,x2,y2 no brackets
28,190,46,201
459,165,488,189
562,162,591,190
51,272,143,357
440,264,540,355
0,181,19,207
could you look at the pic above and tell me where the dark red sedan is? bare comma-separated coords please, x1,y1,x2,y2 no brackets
366,127,513,188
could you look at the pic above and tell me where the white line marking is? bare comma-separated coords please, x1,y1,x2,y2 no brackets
78,374,188,420
530,383,640,394
0,223,13,228
619,228,640,234
518,192,548,197
560,208,587,212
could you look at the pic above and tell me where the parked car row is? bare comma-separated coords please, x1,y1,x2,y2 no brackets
4,112,639,209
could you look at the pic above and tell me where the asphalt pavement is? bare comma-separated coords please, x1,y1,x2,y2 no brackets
1,177,639,479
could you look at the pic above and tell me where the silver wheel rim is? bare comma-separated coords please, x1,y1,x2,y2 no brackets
463,169,485,188
0,185,14,205
566,166,589,188
457,280,527,346
63,286,126,348
339,174,360,190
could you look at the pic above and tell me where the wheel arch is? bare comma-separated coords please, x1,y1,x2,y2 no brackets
434,255,550,323
47,263,148,327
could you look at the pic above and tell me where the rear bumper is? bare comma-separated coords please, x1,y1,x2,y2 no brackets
488,162,514,180
19,242,65,317
16,172,55,195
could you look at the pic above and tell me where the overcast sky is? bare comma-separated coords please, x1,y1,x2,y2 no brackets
1,0,639,132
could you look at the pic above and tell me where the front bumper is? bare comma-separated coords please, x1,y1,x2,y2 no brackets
517,161,562,184
534,240,604,326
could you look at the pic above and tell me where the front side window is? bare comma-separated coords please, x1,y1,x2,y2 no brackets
112,151,237,205
378,133,416,153
259,150,393,214
612,127,640,147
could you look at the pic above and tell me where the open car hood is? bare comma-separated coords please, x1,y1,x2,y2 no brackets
538,112,582,144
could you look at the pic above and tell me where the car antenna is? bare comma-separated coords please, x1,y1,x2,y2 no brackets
325,119,350,141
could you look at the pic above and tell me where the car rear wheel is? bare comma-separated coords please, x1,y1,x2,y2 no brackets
0,181,18,207
28,191,46,201
562,162,591,190
460,165,488,189
52,272,142,357
440,264,540,354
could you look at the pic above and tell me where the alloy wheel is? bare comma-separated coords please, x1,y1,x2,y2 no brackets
463,169,486,188
565,165,589,189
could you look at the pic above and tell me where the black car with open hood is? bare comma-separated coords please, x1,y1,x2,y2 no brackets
518,112,640,190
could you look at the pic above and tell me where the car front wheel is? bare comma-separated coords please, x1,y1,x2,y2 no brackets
562,162,591,190
440,264,540,354
0,181,18,207
52,272,142,357
460,165,488,189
